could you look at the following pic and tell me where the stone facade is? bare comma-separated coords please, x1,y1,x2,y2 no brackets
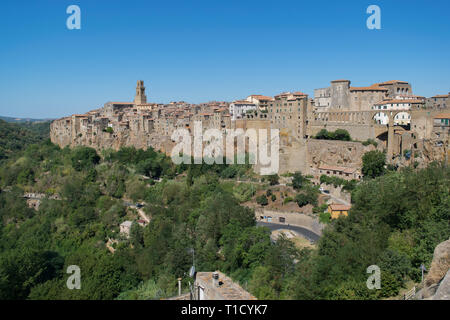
50,81,232,154
50,79,449,175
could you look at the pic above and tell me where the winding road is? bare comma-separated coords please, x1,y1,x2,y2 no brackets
256,221,321,242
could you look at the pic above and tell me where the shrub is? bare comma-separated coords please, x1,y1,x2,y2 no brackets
362,150,386,178
283,196,293,204
292,171,305,190
104,127,114,134
256,195,268,206
314,129,351,141
268,174,279,186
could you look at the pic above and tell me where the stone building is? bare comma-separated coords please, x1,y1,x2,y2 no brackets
229,100,257,120
246,94,274,111
193,271,256,300
372,99,425,125
426,93,449,110
268,91,309,139
50,80,232,154
313,79,414,112
50,79,448,175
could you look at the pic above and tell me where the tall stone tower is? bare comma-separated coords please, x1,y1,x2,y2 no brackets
134,80,147,105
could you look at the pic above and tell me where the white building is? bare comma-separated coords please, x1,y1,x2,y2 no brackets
372,99,422,125
229,100,257,120
246,95,273,111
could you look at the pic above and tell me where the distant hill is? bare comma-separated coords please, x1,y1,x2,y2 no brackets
0,119,51,161
0,115,54,123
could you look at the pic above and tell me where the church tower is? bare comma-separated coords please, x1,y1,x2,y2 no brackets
134,80,147,105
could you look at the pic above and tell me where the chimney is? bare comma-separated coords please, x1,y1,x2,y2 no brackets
212,272,219,287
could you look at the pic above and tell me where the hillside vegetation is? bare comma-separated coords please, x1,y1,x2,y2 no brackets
0,119,50,161
0,123,448,300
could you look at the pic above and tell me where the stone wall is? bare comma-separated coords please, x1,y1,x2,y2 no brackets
305,139,375,174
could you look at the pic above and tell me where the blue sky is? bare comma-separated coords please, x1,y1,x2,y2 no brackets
0,0,449,118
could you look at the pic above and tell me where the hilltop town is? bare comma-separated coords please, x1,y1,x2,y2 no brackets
50,79,449,178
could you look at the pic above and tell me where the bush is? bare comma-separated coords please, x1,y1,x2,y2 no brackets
283,196,293,204
268,174,279,186
256,195,268,206
271,194,276,202
295,186,318,207
292,172,305,190
362,139,378,147
315,129,351,141
71,146,100,171
362,150,386,178
104,127,114,134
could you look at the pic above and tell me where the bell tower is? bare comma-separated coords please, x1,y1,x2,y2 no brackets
134,80,147,105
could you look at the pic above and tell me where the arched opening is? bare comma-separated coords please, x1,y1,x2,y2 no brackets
372,111,389,125
392,111,411,130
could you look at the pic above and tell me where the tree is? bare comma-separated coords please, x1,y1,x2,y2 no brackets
362,150,386,178
292,171,305,190
256,195,268,206
71,146,100,171
334,129,351,141
295,193,309,207
268,174,279,186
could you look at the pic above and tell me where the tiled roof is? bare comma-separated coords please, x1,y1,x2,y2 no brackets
331,79,350,83
318,164,357,174
434,113,450,119
350,85,388,92
233,100,256,105
329,203,352,211
195,271,257,300
374,99,424,105
378,80,409,85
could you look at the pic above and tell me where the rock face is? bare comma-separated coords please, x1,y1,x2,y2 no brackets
433,270,450,300
306,139,375,170
422,238,450,300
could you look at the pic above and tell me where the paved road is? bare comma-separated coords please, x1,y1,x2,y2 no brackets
256,221,321,242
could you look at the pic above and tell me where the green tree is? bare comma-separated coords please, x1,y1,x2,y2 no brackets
268,174,279,186
256,195,268,206
362,150,386,178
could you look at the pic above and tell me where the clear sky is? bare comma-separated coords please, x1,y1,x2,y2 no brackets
0,0,449,118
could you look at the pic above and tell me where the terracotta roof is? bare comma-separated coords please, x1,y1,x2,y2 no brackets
434,113,450,119
195,271,257,300
378,80,409,85
318,164,357,174
331,79,350,83
350,85,388,92
329,204,352,211
431,94,449,98
374,99,424,105
249,95,273,101
233,100,256,105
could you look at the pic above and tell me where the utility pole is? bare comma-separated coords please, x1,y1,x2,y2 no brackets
420,264,427,285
